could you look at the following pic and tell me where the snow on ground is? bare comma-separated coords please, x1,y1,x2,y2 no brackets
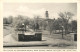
3,26,77,49
3,34,17,43
3,33,77,49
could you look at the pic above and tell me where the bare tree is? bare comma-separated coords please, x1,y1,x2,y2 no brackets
3,17,8,24
7,16,13,24
59,12,74,35
71,20,77,33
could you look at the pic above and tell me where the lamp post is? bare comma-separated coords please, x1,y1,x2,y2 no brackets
62,26,64,39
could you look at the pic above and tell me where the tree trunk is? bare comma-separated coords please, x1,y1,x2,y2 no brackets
55,30,56,33
59,29,60,33
62,28,64,39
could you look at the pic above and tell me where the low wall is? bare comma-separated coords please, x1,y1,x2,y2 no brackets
18,33,42,41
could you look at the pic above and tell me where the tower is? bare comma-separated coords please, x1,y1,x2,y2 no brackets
45,11,49,19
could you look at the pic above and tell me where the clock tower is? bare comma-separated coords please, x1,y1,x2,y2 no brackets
45,11,49,19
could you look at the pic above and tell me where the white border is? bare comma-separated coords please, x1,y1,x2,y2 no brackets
0,0,80,52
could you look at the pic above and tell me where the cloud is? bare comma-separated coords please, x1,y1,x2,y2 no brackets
3,4,46,18
15,5,46,18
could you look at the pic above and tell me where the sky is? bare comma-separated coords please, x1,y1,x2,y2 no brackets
3,3,77,20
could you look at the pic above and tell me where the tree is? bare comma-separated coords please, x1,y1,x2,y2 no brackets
12,15,25,29
7,16,13,24
71,20,77,32
38,20,47,30
57,18,63,32
47,18,55,35
33,16,40,31
3,17,8,24
59,12,74,35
